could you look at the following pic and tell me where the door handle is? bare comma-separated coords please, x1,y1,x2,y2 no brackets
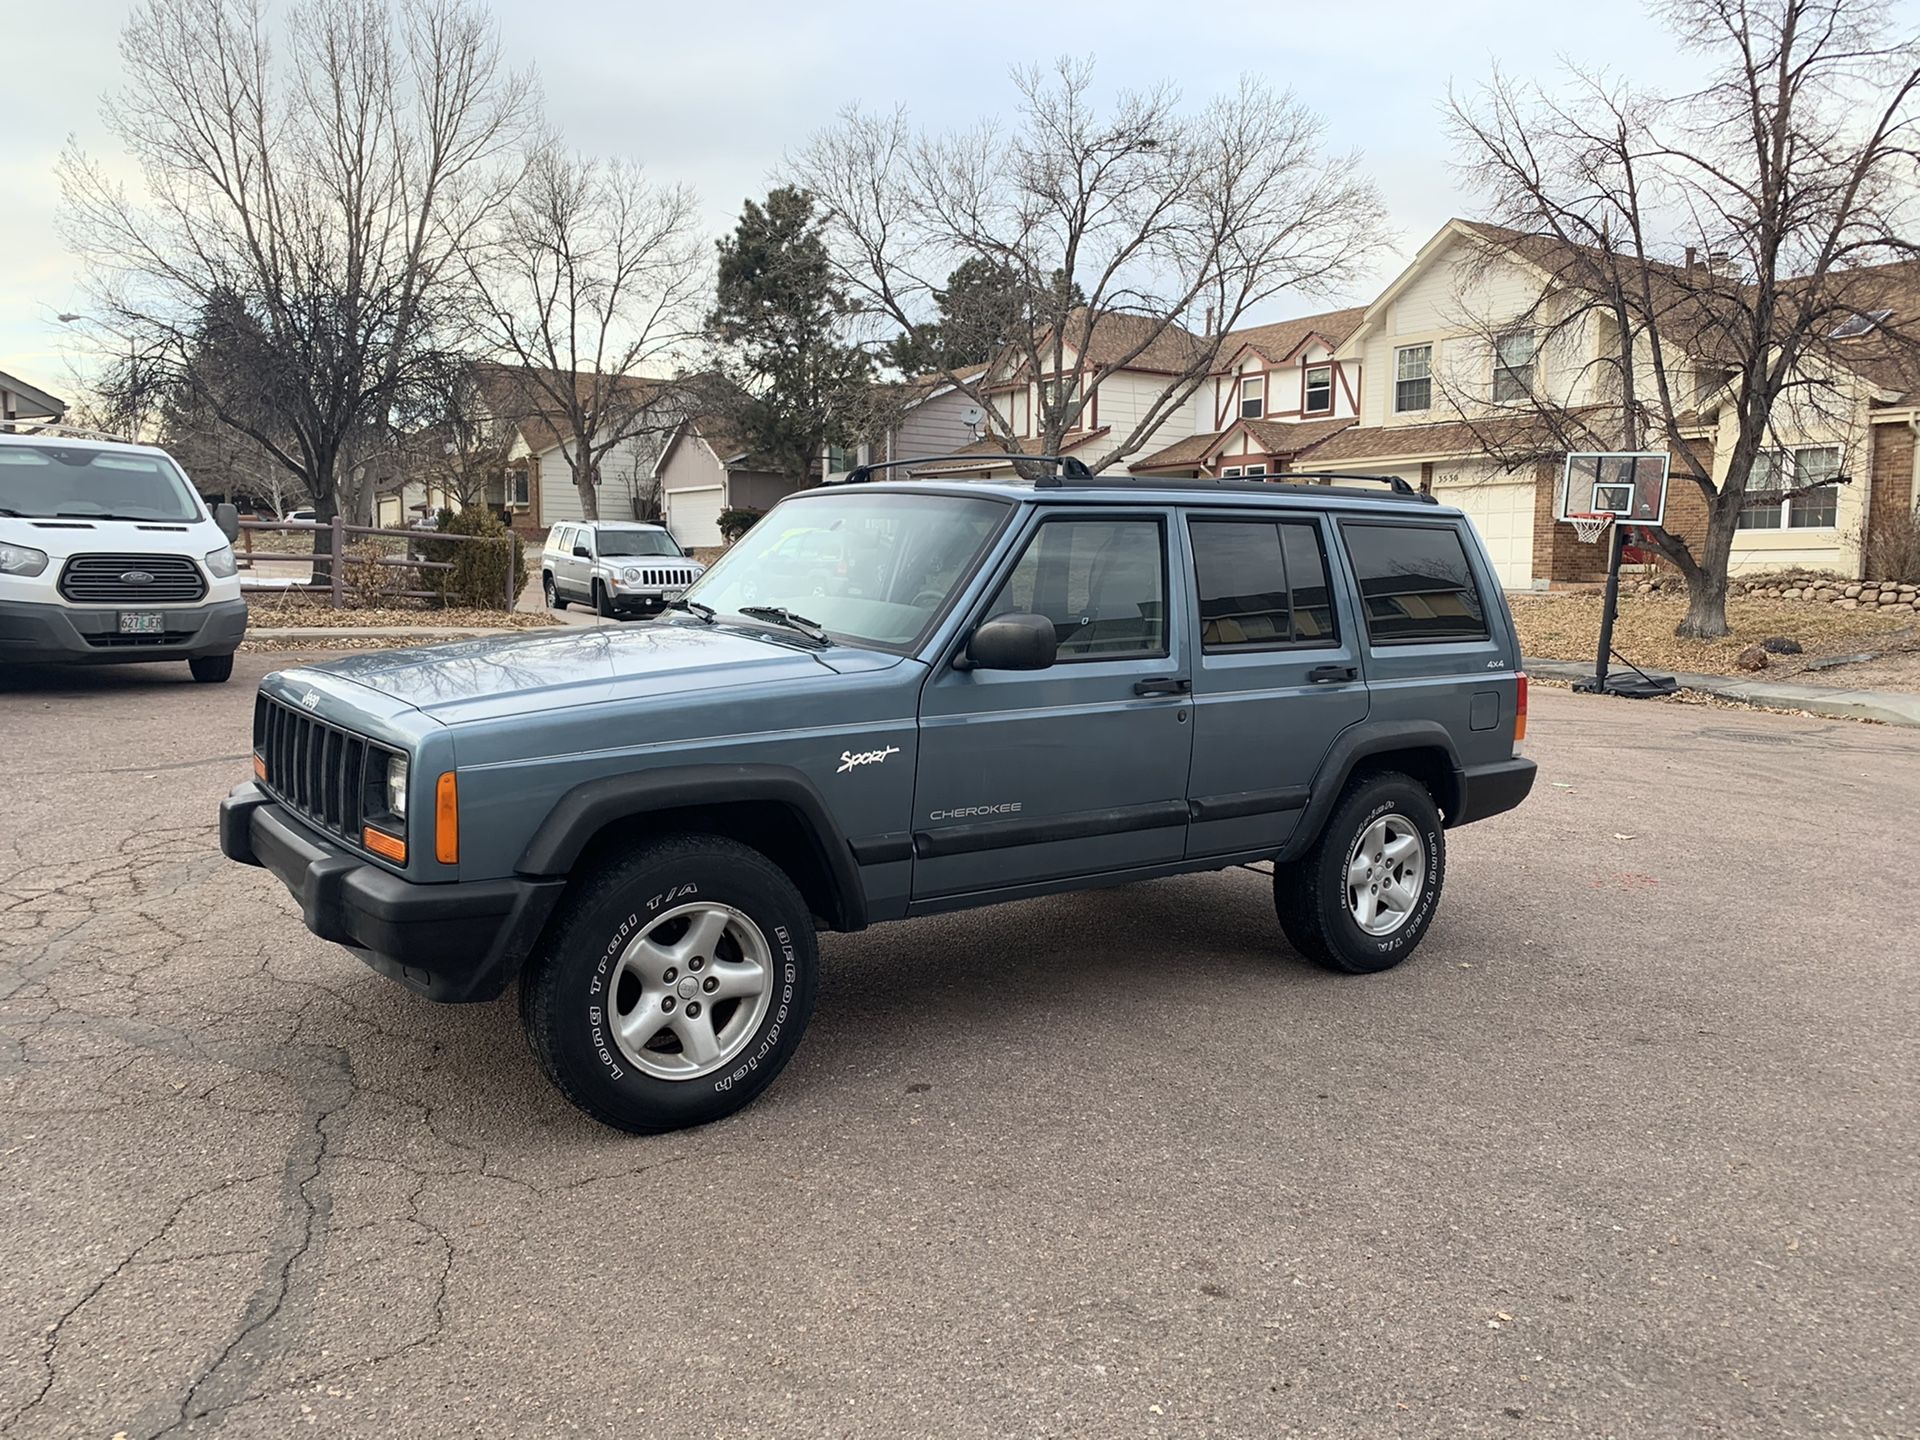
1307,664,1358,684
1133,676,1192,696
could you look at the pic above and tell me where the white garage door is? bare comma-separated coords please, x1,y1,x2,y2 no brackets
1435,476,1536,589
665,485,724,549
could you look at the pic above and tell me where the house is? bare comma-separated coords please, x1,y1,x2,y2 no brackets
1302,219,1920,588
902,309,1365,480
653,417,798,548
821,369,992,481
0,370,67,428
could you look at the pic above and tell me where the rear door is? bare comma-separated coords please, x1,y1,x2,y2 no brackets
550,525,578,595
1336,516,1517,775
1183,511,1370,857
911,508,1195,901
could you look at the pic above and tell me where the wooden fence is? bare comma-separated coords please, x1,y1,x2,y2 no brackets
237,516,519,610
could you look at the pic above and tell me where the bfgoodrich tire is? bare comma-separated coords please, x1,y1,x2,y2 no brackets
1273,771,1445,974
521,834,818,1134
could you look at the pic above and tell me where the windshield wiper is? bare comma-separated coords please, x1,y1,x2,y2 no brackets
737,605,831,644
51,511,167,522
665,597,716,622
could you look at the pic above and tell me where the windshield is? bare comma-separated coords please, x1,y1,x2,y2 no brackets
684,490,1009,649
596,529,682,558
0,444,203,522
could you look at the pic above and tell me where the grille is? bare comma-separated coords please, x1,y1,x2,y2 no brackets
253,693,388,845
84,631,196,648
633,567,695,587
59,553,207,604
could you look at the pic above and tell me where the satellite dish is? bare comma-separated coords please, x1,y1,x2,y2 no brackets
960,403,984,435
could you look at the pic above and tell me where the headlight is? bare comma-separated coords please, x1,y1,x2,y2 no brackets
622,567,642,583
204,545,237,578
385,755,409,819
0,541,49,577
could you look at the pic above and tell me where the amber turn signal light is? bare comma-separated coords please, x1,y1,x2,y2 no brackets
252,753,267,781
435,771,458,864
362,826,407,863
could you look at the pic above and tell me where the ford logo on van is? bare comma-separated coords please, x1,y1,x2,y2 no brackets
119,570,156,586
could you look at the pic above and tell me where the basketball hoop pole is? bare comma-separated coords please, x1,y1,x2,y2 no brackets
1582,524,1628,693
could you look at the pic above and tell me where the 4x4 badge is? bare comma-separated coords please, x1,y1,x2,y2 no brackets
837,745,899,774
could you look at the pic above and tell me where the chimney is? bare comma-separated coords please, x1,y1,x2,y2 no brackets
1684,246,1697,275
1204,304,1217,336
1707,250,1737,280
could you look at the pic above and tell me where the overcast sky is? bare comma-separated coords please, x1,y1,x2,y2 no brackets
2,0,1892,397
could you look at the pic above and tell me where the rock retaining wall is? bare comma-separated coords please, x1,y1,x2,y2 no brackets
1632,569,1920,613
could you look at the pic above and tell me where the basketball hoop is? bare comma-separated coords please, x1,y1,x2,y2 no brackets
1568,511,1616,545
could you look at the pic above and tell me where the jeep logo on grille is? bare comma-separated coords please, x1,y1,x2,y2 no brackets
119,570,156,585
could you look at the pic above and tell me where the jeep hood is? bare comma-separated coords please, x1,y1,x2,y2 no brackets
299,621,884,724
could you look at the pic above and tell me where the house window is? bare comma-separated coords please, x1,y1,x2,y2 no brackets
826,443,863,474
1492,331,1536,403
1221,466,1242,478
1303,365,1333,415
1239,375,1265,420
1394,345,1432,413
510,462,531,508
1043,379,1083,429
1243,464,1267,477
1737,447,1841,530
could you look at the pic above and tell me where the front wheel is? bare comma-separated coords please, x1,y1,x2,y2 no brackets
188,653,234,684
1273,771,1445,974
520,834,819,1134
593,581,614,618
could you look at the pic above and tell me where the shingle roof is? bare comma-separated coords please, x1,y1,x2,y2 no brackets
1130,417,1357,472
908,428,1113,475
1306,413,1581,463
1220,308,1367,365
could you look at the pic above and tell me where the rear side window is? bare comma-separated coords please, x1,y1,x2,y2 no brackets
1341,522,1488,644
1190,519,1336,649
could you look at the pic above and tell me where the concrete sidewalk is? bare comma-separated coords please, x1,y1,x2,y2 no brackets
1524,655,1920,727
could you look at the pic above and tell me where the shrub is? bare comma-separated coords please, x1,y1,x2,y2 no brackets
429,504,526,609
1864,509,1920,583
718,506,764,543
341,538,418,607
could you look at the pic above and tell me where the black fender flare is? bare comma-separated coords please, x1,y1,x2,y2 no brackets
1275,721,1465,864
516,764,867,930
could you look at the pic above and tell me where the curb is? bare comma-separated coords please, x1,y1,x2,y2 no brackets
1523,657,1920,728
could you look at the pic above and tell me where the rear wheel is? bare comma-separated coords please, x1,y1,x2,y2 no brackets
521,834,818,1134
543,572,562,610
188,653,234,684
1273,771,1444,974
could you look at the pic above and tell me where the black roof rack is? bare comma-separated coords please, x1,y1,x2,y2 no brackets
839,454,1093,485
834,454,1435,504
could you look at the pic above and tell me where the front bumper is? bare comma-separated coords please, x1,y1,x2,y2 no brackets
220,782,565,1003
1451,756,1538,826
0,596,247,664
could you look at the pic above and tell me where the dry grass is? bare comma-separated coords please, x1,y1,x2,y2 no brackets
1510,593,1913,674
245,595,557,630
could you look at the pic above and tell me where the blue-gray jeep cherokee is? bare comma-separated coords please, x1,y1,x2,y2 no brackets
220,461,1535,1133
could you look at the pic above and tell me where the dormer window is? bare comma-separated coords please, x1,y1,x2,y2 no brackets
1303,365,1333,415
1830,308,1892,339
1239,375,1265,420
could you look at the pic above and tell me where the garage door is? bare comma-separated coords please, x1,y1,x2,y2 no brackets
1434,474,1536,589
665,485,724,549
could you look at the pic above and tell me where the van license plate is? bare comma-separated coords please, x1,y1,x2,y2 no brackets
119,611,164,635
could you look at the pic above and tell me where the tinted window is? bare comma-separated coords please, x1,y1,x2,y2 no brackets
1191,519,1336,649
1342,522,1488,643
987,518,1166,659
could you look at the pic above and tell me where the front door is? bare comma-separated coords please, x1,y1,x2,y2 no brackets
1183,511,1370,857
912,510,1195,902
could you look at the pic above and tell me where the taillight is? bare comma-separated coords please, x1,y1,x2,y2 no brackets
1514,672,1529,744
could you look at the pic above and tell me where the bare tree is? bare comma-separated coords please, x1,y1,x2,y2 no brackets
791,60,1388,473
465,144,706,520
59,0,534,566
1450,0,1920,637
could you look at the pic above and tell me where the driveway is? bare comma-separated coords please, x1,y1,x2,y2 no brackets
1,660,1914,1439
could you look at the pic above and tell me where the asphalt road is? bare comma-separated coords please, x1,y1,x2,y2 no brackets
1,655,1914,1439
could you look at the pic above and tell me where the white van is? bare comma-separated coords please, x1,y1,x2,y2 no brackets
0,427,248,682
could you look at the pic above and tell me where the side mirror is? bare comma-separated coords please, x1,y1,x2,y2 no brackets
962,612,1058,672
572,544,591,559
213,502,240,542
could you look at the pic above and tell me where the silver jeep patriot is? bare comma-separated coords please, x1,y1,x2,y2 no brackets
221,460,1535,1134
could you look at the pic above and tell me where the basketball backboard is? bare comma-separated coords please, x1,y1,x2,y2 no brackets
1556,452,1669,527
